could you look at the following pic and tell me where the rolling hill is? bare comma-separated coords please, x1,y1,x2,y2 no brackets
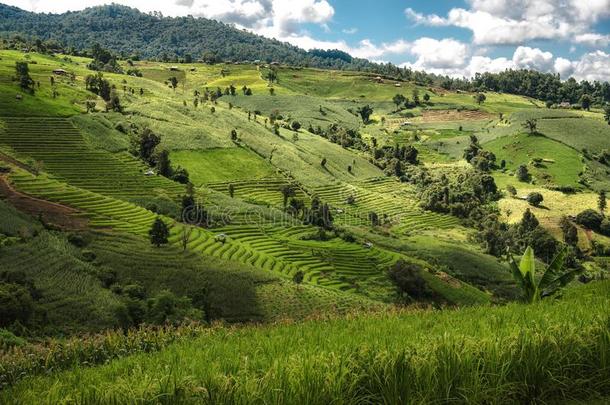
0,27,609,403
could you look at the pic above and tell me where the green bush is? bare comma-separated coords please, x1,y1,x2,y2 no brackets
576,209,603,231
526,192,544,207
0,283,34,327
0,328,26,350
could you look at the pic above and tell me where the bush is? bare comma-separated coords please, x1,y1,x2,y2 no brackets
0,328,26,350
0,283,34,327
387,260,432,302
527,192,544,207
67,233,88,248
576,209,603,231
146,290,203,325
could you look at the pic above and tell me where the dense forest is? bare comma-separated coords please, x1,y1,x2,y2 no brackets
1,3,609,105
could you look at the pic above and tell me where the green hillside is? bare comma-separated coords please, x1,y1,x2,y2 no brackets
1,41,609,404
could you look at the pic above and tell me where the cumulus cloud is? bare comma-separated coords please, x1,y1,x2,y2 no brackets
400,44,610,82
564,51,610,81
405,0,610,46
410,38,468,69
512,46,554,71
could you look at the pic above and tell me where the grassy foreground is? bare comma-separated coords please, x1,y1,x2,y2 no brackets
3,282,609,404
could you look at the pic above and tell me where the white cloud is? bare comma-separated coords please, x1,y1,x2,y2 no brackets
554,57,575,78
342,27,358,34
512,46,554,71
404,8,446,26
410,38,468,69
400,44,610,83
574,33,610,47
405,0,610,46
567,50,610,82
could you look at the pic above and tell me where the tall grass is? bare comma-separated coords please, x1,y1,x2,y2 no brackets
0,323,209,389
3,281,609,404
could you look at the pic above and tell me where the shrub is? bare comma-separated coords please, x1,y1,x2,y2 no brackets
387,260,432,302
516,165,530,182
527,192,544,207
0,283,34,327
0,328,26,350
576,209,603,231
146,290,203,325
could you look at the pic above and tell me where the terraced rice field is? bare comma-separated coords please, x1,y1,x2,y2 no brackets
206,177,310,207
0,117,184,200
0,117,460,300
7,170,401,294
312,177,460,231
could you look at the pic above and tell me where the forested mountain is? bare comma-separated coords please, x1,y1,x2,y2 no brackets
0,3,376,71
0,3,609,105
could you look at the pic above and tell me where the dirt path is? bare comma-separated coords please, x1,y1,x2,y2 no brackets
0,175,88,230
0,151,34,173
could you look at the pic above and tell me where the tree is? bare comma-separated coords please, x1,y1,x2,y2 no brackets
85,72,111,101
133,127,161,165
474,93,486,105
506,184,517,197
149,217,169,247
559,216,578,247
357,105,373,124
155,150,172,177
527,192,544,207
519,208,539,234
169,76,178,91
265,68,278,83
106,90,122,113
576,209,603,231
412,89,420,105
230,129,238,141
269,87,275,96
522,118,538,135
291,121,301,131
598,190,606,213
516,165,530,182
580,94,592,111
387,260,431,302
423,93,430,103
321,157,327,168
280,185,296,210
292,271,304,289
369,211,380,226
508,246,579,303
146,290,202,325
392,94,406,108
180,227,192,252
228,184,235,198
604,105,610,125
15,62,34,94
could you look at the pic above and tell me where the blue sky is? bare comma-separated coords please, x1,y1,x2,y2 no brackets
4,0,610,80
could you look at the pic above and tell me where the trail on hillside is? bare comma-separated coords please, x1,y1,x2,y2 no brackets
0,174,88,230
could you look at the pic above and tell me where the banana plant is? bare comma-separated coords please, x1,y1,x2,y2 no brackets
508,246,581,303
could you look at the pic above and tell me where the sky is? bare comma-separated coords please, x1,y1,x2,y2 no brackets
4,0,610,81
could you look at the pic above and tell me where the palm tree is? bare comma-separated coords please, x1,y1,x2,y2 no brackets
508,246,580,303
